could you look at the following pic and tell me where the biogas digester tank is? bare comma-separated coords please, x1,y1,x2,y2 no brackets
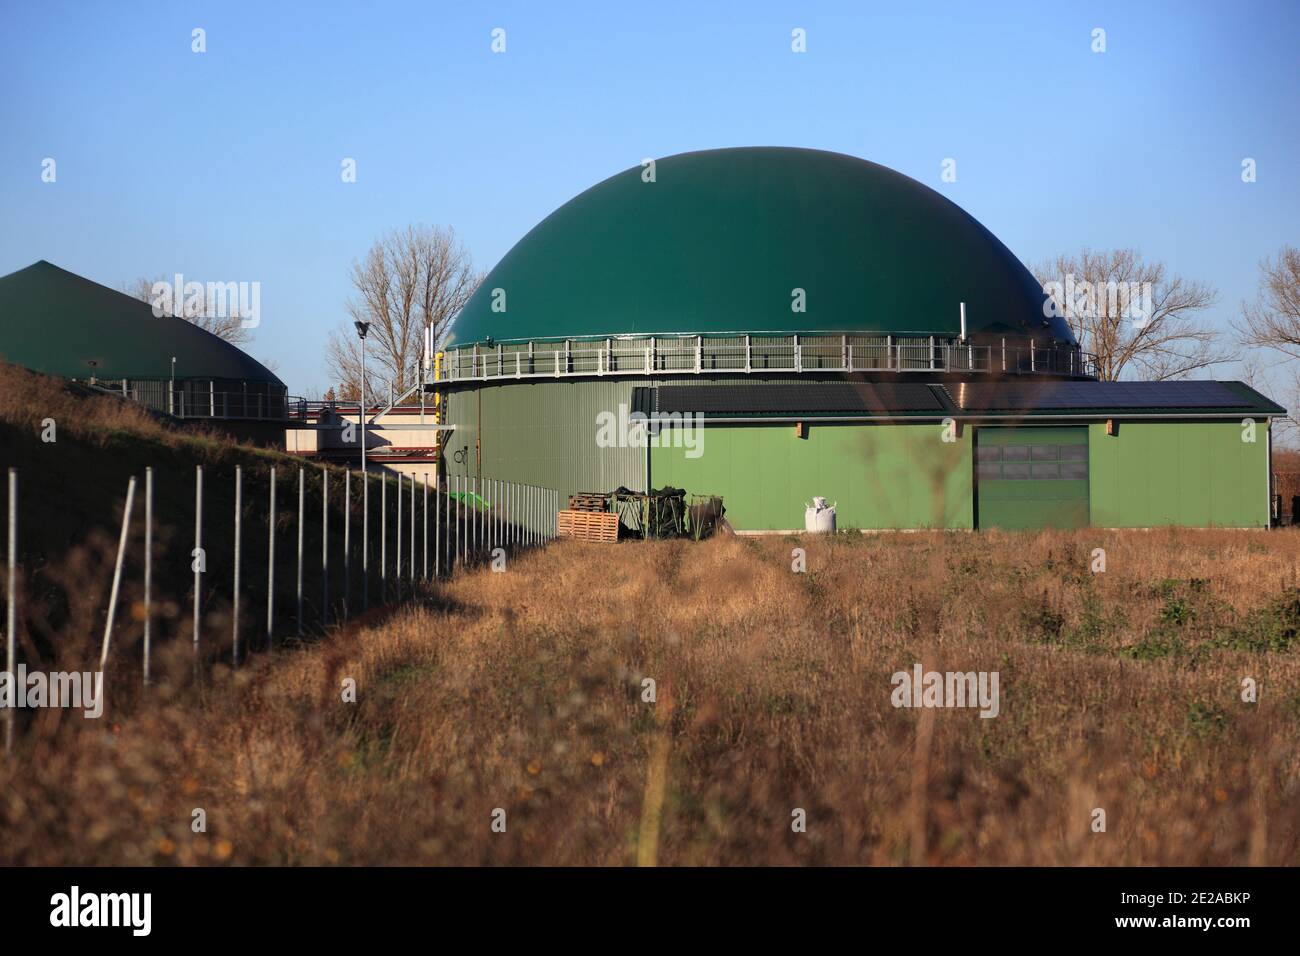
805,497,837,533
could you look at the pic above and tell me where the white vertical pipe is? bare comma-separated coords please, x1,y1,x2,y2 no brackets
321,467,329,627
233,466,242,665
4,469,14,753
143,467,153,685
296,467,305,634
193,465,203,665
100,477,137,669
267,466,276,648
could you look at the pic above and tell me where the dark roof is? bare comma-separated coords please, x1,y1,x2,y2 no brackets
942,380,1280,413
641,379,1285,419
450,147,1076,348
0,260,282,384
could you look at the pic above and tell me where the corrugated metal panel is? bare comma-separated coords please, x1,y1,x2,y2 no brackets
443,380,645,501
1088,421,1268,527
648,421,973,530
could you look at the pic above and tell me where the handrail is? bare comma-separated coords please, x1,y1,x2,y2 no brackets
435,336,1098,383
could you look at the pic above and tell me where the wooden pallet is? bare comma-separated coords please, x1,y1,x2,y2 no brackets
557,509,620,542
567,493,609,513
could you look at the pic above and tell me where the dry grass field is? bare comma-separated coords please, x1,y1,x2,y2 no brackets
3,527,1299,866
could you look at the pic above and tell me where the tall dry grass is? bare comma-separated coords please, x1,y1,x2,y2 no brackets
2,528,1298,866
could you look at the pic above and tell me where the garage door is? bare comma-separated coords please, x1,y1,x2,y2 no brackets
975,426,1089,529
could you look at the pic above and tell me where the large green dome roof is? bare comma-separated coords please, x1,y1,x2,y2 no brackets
0,260,282,384
450,147,1074,347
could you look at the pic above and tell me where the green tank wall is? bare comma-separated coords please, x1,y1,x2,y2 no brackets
1087,421,1269,528
648,421,973,531
441,379,645,499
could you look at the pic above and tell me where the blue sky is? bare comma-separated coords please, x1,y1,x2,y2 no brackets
1,0,1297,394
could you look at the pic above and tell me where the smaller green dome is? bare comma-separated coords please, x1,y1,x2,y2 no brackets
0,261,282,384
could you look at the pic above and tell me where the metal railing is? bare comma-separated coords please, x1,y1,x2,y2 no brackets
438,335,1097,383
84,378,289,421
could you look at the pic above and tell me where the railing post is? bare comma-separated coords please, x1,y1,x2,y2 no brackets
929,336,935,370
744,334,752,373
695,336,702,374
1031,338,1036,372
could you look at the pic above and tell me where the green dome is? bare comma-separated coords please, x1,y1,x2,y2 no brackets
0,260,282,384
450,147,1074,347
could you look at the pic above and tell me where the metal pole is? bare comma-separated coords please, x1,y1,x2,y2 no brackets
360,337,368,491
193,465,203,666
362,469,369,610
233,466,242,666
321,467,329,628
344,469,351,618
454,476,461,568
143,467,152,685
423,473,429,581
297,467,304,636
436,471,443,579
409,472,415,581
5,469,14,754
267,466,276,648
397,472,403,589
471,477,478,560
381,472,388,600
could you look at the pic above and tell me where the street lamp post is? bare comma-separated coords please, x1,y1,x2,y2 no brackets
354,321,371,608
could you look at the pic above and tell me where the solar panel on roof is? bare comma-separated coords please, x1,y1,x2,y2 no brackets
655,383,944,414
948,381,1249,411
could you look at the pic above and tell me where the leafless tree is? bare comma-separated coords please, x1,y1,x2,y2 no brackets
123,276,253,346
1237,245,1300,441
327,225,480,402
1238,246,1300,358
1033,248,1231,381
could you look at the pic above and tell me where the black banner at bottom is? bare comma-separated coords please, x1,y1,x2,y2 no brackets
0,866,1282,942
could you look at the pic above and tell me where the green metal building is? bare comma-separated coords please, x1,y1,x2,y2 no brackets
437,147,1283,530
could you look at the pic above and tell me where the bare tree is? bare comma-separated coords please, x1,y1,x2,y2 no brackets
1238,245,1300,441
1033,248,1231,381
327,225,480,401
123,276,253,346
1238,245,1300,357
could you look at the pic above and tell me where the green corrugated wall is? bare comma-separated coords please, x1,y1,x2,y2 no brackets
442,380,645,500
1087,420,1269,527
648,422,973,531
443,379,1270,531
